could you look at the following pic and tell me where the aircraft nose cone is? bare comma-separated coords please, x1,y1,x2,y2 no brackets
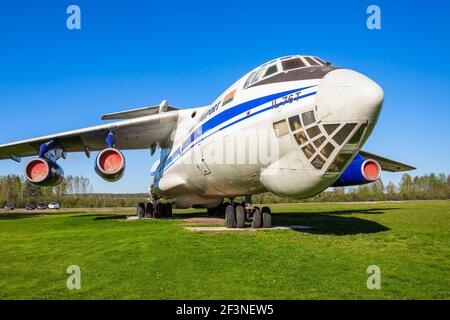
316,69,384,122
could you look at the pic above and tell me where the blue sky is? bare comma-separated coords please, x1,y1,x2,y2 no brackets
0,0,449,193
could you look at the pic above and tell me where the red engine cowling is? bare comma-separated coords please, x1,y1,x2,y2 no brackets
24,158,64,187
95,148,126,182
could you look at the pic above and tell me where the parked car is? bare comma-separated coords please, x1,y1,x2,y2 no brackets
25,203,36,210
4,204,14,210
37,202,47,210
48,202,61,210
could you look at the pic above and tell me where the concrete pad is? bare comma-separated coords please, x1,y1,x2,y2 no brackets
126,216,140,221
184,225,313,232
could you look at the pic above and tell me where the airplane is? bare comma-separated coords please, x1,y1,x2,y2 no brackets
0,55,415,229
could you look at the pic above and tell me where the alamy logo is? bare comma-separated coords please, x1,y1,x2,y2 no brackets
67,5,81,30
66,265,81,290
366,5,381,30
366,265,381,289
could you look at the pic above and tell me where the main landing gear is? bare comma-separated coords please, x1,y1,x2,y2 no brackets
224,196,272,229
137,195,173,219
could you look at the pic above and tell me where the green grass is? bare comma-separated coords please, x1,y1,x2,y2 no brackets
0,201,449,300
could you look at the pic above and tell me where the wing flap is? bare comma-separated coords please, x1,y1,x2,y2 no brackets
0,110,179,160
360,150,416,172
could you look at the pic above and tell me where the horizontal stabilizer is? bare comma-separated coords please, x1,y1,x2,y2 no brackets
360,150,416,172
101,101,179,120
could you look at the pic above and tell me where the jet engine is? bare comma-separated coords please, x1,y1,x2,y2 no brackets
332,153,381,187
24,158,64,187
95,148,126,182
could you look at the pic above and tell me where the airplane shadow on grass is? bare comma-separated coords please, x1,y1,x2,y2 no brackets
174,208,393,236
273,208,393,235
0,208,392,235
0,211,87,220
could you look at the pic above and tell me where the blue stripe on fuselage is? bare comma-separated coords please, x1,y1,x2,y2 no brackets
162,85,318,172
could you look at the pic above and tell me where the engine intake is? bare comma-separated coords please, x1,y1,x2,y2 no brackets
24,158,64,187
95,148,126,182
332,153,381,187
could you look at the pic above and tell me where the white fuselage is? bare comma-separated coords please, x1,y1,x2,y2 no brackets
150,56,384,208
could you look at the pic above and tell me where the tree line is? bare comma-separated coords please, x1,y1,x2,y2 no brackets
253,173,450,203
0,173,449,208
0,175,147,208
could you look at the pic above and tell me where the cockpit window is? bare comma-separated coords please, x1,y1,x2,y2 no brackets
315,57,328,65
250,68,265,85
264,64,278,78
305,57,319,66
281,58,305,71
244,55,335,89
244,71,256,88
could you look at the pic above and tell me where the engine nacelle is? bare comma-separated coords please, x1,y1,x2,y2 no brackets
95,148,126,182
24,158,64,187
332,153,381,187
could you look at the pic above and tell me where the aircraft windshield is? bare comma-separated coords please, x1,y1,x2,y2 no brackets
243,56,330,89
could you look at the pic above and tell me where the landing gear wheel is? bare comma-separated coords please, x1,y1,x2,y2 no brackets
235,205,245,228
262,207,272,228
165,203,173,218
225,205,236,228
251,207,262,229
155,203,164,218
137,203,146,219
145,203,154,218
207,208,215,216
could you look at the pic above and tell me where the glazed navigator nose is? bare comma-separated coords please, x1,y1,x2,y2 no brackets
316,69,384,122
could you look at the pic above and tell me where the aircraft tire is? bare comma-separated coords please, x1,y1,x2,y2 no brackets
137,203,146,219
251,207,262,228
262,207,272,228
216,203,226,217
225,205,236,228
145,203,154,218
235,205,245,228
155,203,164,218
165,203,173,218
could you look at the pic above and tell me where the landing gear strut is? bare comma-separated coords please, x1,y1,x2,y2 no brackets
224,196,272,229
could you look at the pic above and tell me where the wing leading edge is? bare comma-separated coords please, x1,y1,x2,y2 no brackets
0,110,179,161
360,150,416,172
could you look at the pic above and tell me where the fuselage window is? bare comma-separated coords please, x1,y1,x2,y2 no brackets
313,136,326,148
302,111,316,126
288,115,302,131
264,64,278,78
302,144,315,159
320,142,335,159
311,155,326,170
305,57,319,66
294,131,308,145
281,58,306,71
324,123,340,135
273,120,289,137
348,124,367,144
332,123,357,145
306,125,321,139
328,153,353,172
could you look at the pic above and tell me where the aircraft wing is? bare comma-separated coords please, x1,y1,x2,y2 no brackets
360,150,416,172
0,110,179,161
101,104,180,120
